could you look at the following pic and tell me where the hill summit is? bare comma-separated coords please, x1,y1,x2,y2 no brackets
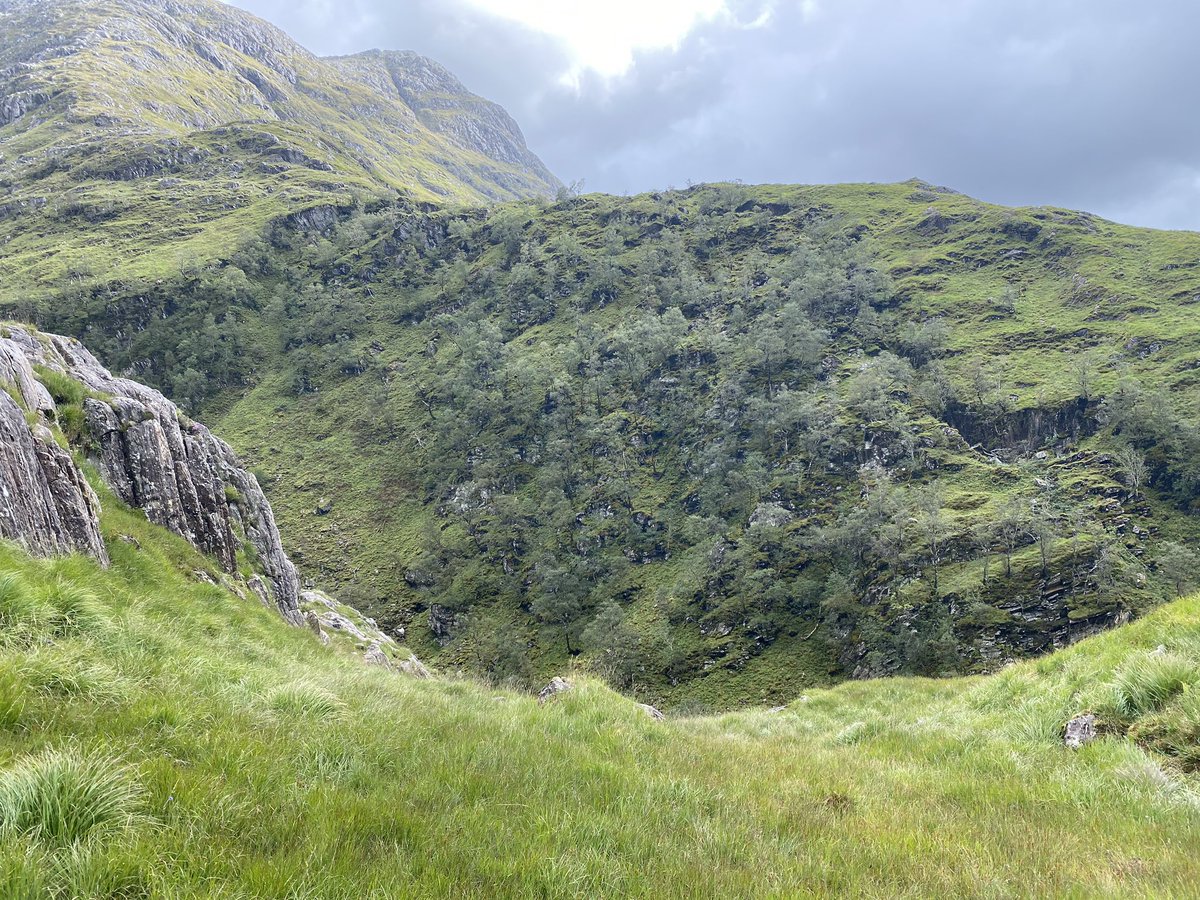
0,0,561,296
0,0,558,201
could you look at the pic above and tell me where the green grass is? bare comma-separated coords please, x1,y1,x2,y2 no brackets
0,497,1195,895
0,748,141,847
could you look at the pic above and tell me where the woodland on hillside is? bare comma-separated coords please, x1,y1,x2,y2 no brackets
21,182,1200,706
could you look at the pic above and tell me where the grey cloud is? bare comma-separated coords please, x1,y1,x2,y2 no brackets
231,0,1200,229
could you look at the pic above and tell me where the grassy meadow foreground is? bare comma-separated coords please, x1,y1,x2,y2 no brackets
0,497,1197,897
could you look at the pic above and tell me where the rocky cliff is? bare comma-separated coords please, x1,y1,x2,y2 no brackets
327,49,560,198
0,324,301,623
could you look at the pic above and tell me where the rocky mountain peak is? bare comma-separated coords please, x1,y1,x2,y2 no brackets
0,0,560,203
328,49,556,181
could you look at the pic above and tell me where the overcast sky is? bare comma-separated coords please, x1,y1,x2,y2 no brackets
228,0,1200,231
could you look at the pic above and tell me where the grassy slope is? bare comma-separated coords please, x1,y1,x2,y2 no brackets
0,0,559,304
0,486,1198,895
207,181,1200,704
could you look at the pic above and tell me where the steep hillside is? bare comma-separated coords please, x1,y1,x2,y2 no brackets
0,515,1197,895
0,0,560,304
19,180,1199,709
1,0,1197,712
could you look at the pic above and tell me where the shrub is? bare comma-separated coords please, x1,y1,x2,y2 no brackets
0,749,140,845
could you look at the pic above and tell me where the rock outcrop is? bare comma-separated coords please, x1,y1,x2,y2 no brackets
1064,713,1098,750
301,590,429,676
0,325,300,623
638,703,666,721
537,677,572,705
0,390,107,562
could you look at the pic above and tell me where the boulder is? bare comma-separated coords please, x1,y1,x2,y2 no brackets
317,610,369,642
362,643,431,678
1064,713,1097,750
749,502,793,529
537,676,572,705
303,611,331,646
638,703,665,721
397,654,431,679
363,642,391,667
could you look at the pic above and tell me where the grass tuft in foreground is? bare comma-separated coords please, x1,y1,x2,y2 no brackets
0,748,140,847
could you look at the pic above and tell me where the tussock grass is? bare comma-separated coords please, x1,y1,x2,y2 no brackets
0,666,26,730
0,574,51,635
40,579,107,635
1105,652,1196,719
1130,689,1200,771
0,748,140,846
267,681,346,720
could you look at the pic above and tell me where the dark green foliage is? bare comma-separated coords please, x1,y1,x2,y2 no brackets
457,609,533,687
23,181,1200,707
1156,542,1200,597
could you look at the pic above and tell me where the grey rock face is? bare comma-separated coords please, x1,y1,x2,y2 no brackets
428,602,457,644
0,326,300,624
749,502,794,529
1064,713,1098,750
0,391,107,561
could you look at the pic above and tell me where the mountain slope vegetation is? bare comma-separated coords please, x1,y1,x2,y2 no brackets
0,2,1197,894
1,0,1198,710
0,0,559,305
24,179,1198,707
0,503,1198,896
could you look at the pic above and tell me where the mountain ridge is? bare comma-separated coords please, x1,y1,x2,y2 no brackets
0,0,561,301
